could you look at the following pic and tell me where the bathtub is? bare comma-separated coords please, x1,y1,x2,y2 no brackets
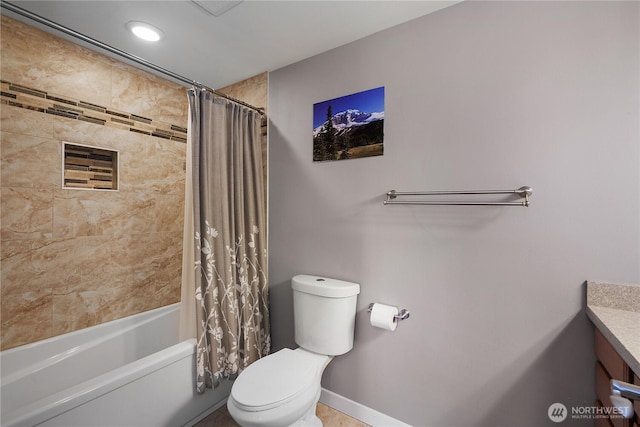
0,303,232,427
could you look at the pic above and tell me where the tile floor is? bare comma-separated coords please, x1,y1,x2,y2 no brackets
194,402,369,427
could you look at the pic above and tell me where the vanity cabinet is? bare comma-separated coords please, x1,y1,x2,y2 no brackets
594,327,638,427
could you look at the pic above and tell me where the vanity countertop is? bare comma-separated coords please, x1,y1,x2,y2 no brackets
586,281,640,377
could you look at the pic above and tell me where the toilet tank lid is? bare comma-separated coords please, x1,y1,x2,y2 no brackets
292,275,360,298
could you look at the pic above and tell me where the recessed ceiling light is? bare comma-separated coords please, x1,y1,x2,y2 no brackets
125,21,164,42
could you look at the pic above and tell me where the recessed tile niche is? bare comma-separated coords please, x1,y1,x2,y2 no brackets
63,142,119,190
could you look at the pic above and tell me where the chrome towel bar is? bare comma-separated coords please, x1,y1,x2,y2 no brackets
384,186,533,207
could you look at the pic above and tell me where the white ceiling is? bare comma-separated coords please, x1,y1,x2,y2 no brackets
5,1,459,90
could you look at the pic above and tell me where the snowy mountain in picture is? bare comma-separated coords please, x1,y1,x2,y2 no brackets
313,109,384,137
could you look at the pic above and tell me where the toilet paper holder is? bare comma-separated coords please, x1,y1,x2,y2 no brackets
367,303,410,321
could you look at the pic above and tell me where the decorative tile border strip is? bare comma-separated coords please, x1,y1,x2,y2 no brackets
0,80,188,143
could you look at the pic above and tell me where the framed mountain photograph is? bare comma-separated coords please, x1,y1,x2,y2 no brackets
312,87,384,162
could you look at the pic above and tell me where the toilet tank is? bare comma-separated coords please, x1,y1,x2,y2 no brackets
292,275,360,356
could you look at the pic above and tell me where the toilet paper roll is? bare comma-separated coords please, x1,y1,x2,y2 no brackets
369,303,398,331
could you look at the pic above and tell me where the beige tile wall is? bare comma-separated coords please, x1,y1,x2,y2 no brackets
219,72,268,113
0,16,187,350
0,16,268,351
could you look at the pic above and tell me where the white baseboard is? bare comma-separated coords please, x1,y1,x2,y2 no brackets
319,388,410,427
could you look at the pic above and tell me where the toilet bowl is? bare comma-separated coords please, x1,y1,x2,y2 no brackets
227,348,332,427
227,275,360,427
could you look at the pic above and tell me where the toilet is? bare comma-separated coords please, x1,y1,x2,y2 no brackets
227,274,360,427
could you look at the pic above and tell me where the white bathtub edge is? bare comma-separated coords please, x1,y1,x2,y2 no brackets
319,388,410,427
4,339,195,427
1,303,181,376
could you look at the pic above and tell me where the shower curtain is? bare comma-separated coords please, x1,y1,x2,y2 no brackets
180,87,270,393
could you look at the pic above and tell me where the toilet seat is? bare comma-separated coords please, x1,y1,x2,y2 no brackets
228,348,332,427
230,348,318,412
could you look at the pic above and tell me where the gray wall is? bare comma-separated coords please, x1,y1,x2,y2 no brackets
268,2,639,426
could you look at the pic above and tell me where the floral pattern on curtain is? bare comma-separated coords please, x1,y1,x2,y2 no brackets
185,88,270,393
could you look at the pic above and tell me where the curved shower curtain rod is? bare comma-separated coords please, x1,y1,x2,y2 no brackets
0,1,265,115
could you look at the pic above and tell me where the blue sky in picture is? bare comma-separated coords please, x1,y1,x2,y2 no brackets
313,86,384,128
